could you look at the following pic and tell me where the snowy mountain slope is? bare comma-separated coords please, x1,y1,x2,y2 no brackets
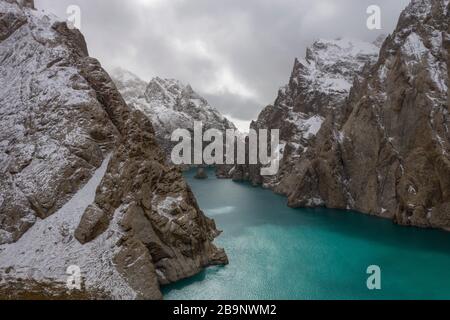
0,154,138,299
111,69,236,161
0,0,227,299
232,38,380,186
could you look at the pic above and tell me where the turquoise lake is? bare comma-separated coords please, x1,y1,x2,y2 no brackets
163,169,450,300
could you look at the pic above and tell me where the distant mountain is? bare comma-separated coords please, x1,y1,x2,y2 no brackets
234,0,450,231
111,68,236,162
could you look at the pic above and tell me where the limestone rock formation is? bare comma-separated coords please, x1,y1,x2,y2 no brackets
0,0,227,299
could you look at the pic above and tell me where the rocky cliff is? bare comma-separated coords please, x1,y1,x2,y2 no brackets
0,0,227,299
236,0,450,231
232,38,381,186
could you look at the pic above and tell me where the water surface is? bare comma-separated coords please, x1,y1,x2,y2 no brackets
163,169,450,300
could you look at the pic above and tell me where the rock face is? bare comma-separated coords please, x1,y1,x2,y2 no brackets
111,68,237,163
0,0,227,300
237,0,450,231
232,38,380,186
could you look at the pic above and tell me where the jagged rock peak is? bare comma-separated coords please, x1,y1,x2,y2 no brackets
110,68,148,101
276,0,450,230
304,38,379,66
271,37,379,120
111,67,146,85
231,37,380,186
295,38,379,95
111,68,236,163
145,77,190,106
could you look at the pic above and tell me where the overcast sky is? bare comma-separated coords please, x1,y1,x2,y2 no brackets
35,0,410,130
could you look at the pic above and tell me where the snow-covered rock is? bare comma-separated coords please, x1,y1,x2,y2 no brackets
0,0,227,299
298,38,379,99
232,37,380,186
111,68,236,162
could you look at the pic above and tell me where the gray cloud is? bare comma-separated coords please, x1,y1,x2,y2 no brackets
35,0,410,125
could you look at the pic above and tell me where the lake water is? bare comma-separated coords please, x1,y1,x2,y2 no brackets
163,169,450,300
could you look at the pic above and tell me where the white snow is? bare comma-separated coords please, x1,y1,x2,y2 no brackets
404,0,433,20
285,112,325,141
273,142,286,161
378,65,389,81
402,32,428,59
111,67,144,84
297,38,379,97
401,31,447,94
306,198,325,206
337,131,345,144
302,116,324,139
152,194,183,221
0,154,137,299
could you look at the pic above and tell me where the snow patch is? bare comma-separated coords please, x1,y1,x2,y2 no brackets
0,154,137,299
402,32,428,59
153,194,183,221
306,198,325,207
302,116,324,139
